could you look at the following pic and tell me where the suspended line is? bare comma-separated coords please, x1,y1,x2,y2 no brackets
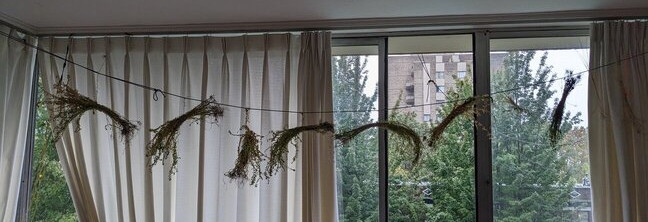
2,30,647,114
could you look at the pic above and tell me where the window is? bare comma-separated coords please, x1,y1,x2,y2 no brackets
423,114,431,122
30,81,78,221
332,45,380,221
457,71,467,79
332,31,592,222
490,36,592,222
436,71,444,79
388,34,474,221
452,55,460,62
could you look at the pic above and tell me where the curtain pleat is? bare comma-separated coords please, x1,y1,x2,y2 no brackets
589,21,648,222
38,32,334,222
196,36,209,222
298,31,337,222
0,25,37,222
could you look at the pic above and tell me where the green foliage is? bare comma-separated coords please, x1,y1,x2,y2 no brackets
388,78,476,222
491,51,579,221
335,51,588,222
30,86,77,222
333,56,379,221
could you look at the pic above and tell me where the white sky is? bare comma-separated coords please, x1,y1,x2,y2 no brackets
358,49,590,127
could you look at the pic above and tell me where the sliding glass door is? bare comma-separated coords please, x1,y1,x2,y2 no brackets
387,35,475,222
332,41,384,222
489,36,592,222
333,28,592,222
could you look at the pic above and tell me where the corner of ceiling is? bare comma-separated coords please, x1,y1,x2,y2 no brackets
0,11,37,35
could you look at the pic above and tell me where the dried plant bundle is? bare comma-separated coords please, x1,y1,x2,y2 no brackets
225,125,264,185
336,121,423,165
43,84,138,143
428,96,489,147
147,96,224,177
549,76,580,145
265,122,335,178
504,95,528,114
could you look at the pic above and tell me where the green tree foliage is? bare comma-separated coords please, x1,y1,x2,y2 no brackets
333,56,379,221
332,51,587,222
559,127,589,184
491,51,579,222
30,86,77,222
388,78,475,222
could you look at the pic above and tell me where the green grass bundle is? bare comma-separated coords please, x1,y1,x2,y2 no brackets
43,84,138,143
225,125,264,185
147,96,224,177
265,122,335,178
336,121,423,165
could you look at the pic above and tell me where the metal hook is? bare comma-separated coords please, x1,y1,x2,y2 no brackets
153,89,166,101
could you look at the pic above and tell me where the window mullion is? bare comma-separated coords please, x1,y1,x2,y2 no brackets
473,31,494,222
378,37,388,222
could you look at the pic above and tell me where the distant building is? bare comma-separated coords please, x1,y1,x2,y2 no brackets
387,53,506,122
566,176,593,222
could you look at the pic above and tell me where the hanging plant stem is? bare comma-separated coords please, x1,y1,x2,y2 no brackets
428,96,490,148
265,122,335,178
336,121,423,165
225,124,265,185
43,84,138,143
504,95,528,114
549,75,580,146
147,96,224,177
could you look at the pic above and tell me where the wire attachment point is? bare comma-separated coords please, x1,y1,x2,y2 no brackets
152,89,166,101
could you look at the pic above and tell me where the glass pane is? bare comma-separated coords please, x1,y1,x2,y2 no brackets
30,80,78,221
490,37,592,222
333,46,380,221
388,35,475,221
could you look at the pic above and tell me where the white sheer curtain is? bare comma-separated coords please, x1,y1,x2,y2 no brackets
589,21,648,222
0,25,37,222
298,32,337,222
39,31,336,222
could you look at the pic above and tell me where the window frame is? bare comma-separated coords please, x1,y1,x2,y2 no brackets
332,26,589,222
19,26,590,222
332,37,389,222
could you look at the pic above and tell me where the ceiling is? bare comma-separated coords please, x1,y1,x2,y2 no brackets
2,0,648,35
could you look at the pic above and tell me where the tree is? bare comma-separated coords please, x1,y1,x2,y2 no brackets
388,78,476,222
333,51,585,222
559,127,589,185
424,79,476,222
491,51,579,222
30,85,77,222
387,108,433,222
333,56,379,221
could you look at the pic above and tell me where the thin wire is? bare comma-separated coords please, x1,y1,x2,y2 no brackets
416,54,448,99
2,30,647,114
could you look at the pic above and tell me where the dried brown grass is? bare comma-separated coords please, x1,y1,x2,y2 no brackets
43,84,138,144
147,96,223,177
265,122,335,178
225,125,264,185
336,121,423,165
428,96,490,148
549,76,580,146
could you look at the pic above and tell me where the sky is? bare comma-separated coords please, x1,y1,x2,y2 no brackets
358,49,590,127
533,49,590,127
